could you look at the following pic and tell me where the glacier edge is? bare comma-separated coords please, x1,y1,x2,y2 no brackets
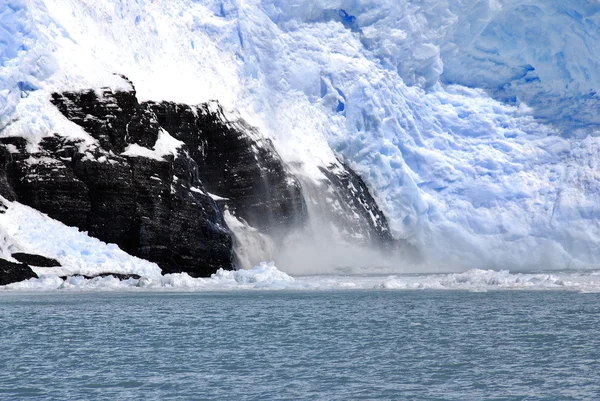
1,0,600,272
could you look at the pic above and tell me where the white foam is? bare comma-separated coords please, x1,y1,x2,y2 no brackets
4,264,600,293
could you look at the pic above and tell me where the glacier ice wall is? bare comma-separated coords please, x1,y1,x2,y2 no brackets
257,0,600,127
0,0,55,130
236,0,600,270
2,0,600,271
441,1,600,128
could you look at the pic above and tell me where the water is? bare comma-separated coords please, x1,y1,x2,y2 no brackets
1,290,600,400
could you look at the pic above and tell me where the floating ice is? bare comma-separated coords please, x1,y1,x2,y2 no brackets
213,262,295,286
5,264,600,293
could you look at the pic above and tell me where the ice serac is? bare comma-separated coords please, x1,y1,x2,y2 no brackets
440,0,600,128
244,0,600,270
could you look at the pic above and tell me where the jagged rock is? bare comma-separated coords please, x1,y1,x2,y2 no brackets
0,258,38,286
3,86,234,277
312,161,419,259
146,101,308,234
59,273,141,281
50,88,139,153
0,76,406,275
11,253,61,267
318,161,395,247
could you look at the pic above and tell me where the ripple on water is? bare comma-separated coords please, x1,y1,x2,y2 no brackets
0,291,600,400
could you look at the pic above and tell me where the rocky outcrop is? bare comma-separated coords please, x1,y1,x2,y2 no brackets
11,253,61,267
318,161,395,248
0,78,307,276
0,258,38,286
0,76,409,279
59,273,141,281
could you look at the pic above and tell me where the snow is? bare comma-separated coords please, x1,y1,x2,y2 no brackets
0,200,162,277
28,0,242,105
2,0,600,273
122,129,184,161
152,129,185,158
121,143,161,160
4,144,18,153
206,192,229,201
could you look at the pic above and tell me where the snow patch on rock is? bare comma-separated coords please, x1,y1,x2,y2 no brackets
0,200,162,277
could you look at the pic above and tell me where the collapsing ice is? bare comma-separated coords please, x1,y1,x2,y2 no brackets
1,0,600,280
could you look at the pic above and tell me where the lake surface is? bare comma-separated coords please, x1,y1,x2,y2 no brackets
1,290,599,400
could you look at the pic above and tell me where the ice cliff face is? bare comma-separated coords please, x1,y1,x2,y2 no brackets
1,0,599,273
440,1,600,128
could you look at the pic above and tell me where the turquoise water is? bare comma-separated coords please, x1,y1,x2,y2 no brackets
1,290,599,400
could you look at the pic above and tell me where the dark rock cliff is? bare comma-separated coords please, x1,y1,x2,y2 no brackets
0,258,38,286
0,76,408,283
0,79,307,277
318,161,395,248
147,101,307,235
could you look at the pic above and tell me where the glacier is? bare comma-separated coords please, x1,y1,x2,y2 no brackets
1,0,600,273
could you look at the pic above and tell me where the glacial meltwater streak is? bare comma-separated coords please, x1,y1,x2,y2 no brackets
1,291,599,400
